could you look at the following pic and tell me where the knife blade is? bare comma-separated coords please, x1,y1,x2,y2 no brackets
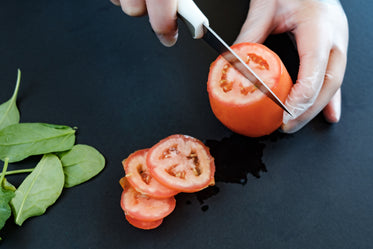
177,0,292,115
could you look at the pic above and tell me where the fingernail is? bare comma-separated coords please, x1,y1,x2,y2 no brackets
156,32,178,47
110,0,121,6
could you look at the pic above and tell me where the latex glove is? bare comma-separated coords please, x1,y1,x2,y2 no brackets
235,0,349,133
110,0,178,47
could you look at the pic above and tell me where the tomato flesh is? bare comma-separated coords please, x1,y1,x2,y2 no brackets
123,149,179,198
147,135,215,193
120,184,176,222
207,43,293,137
211,46,280,105
125,215,163,230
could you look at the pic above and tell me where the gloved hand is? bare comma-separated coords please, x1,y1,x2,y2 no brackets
234,0,349,133
110,0,178,47
112,0,348,133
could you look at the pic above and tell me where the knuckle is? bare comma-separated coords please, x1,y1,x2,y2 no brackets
324,72,335,83
324,72,343,89
297,75,320,101
149,17,178,35
291,78,320,110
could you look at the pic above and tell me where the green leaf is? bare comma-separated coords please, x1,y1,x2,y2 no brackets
10,154,64,226
0,123,76,163
0,181,15,240
58,144,105,188
0,69,21,130
0,158,16,240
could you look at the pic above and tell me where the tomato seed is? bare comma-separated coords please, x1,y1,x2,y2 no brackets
166,164,186,179
239,83,256,96
220,80,233,92
175,171,186,179
160,145,179,159
247,53,269,70
141,172,151,185
137,164,152,185
246,56,251,64
186,151,202,176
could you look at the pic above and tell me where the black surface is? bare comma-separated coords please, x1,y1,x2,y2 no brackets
0,0,372,248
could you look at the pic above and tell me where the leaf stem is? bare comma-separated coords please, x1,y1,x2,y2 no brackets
0,167,34,178
0,157,9,182
12,69,21,101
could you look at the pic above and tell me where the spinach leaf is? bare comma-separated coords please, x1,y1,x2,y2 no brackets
0,123,76,163
10,154,64,226
0,158,16,240
0,69,21,130
58,144,105,188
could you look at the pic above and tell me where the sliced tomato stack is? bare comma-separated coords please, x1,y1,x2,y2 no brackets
119,134,215,230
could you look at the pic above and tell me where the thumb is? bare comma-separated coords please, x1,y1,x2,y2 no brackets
234,0,276,44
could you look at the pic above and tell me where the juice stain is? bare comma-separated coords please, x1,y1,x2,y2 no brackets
194,132,287,209
206,133,267,183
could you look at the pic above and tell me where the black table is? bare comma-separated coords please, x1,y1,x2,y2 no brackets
1,0,371,248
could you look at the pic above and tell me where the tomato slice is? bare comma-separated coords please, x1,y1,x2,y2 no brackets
120,183,176,222
123,149,179,198
125,215,163,230
146,135,215,193
207,42,293,137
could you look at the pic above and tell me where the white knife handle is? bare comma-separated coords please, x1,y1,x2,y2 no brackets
177,0,209,39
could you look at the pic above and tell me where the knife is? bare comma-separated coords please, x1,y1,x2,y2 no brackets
177,0,292,115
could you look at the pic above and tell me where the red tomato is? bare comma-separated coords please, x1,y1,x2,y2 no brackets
146,135,215,193
120,183,176,222
123,149,179,198
125,215,163,230
207,42,293,137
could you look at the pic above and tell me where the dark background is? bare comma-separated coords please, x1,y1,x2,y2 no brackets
0,0,372,248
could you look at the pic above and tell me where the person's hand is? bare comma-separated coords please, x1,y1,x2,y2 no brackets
110,0,178,47
235,0,349,133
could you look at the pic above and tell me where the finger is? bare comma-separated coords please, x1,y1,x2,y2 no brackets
234,0,276,44
118,0,146,17
323,88,341,123
110,0,121,6
282,47,346,133
281,20,332,130
145,0,178,47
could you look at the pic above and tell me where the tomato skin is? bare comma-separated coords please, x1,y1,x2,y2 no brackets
120,184,176,222
123,149,179,198
125,215,163,230
207,43,293,137
146,135,215,193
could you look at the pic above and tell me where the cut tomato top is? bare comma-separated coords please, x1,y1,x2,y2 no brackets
208,43,281,105
146,135,215,193
123,149,179,198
